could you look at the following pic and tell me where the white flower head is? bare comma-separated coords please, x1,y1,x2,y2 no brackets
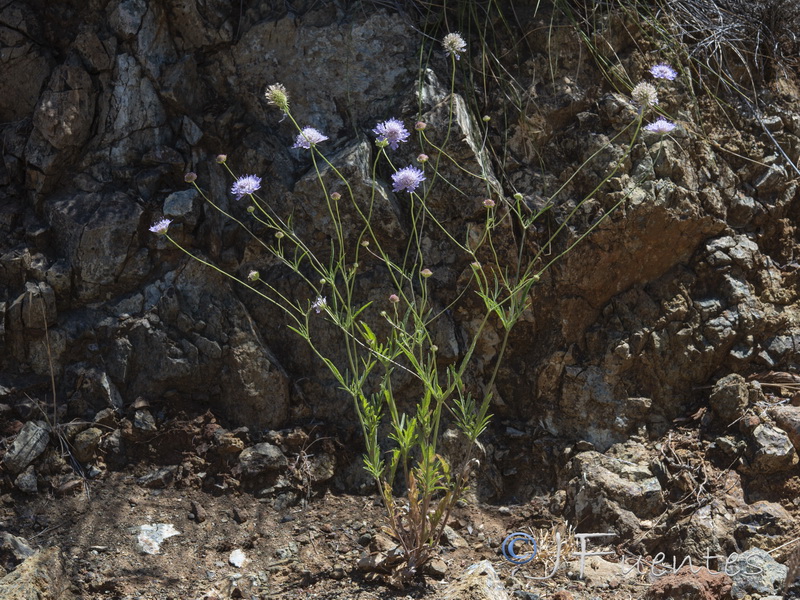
443,33,467,60
632,82,659,108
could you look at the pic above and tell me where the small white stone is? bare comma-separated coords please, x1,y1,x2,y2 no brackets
229,548,247,568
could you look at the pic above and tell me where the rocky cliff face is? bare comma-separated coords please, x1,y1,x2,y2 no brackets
1,0,799,482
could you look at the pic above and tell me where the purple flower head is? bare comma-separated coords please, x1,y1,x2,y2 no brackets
644,118,677,134
649,63,677,81
373,119,410,150
293,127,328,149
149,218,172,235
231,175,262,200
391,166,425,194
311,296,327,314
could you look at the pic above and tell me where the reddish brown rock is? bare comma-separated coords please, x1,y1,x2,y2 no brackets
644,567,733,600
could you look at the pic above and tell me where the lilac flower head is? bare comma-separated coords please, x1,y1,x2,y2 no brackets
293,127,328,149
373,119,410,150
149,218,172,235
631,82,658,108
231,175,262,200
644,118,676,134
443,33,467,60
391,166,426,193
311,296,327,314
649,63,677,81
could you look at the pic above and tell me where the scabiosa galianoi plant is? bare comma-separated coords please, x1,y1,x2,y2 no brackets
293,127,328,149
373,118,410,150
443,32,467,60
149,218,172,235
230,175,262,200
645,118,677,134
391,166,425,193
649,63,678,80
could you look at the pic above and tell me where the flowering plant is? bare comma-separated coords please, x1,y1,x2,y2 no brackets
151,40,679,584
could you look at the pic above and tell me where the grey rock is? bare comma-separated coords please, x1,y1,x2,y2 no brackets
709,374,749,425
93,407,119,427
108,0,147,40
238,443,288,477
19,282,57,330
306,452,336,483
0,3,51,121
46,192,144,301
3,421,50,473
747,424,798,473
100,53,168,166
14,465,38,494
729,548,787,599
163,188,201,229
663,499,735,558
73,29,116,73
442,525,469,548
134,409,157,432
222,331,290,430
0,532,36,563
754,164,787,194
734,501,795,549
181,116,203,145
567,446,663,538
137,465,178,489
33,64,94,151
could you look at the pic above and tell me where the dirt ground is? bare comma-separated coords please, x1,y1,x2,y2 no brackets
3,394,800,600
2,471,663,600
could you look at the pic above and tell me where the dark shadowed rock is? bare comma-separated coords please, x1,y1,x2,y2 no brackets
710,374,750,426
238,443,288,477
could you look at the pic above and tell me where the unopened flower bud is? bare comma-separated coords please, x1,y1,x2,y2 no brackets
331,192,342,201
184,172,197,183
275,231,285,239
483,198,495,208
513,192,523,201
417,153,429,163
482,115,491,122
216,154,227,164
361,239,370,247
415,121,426,131
421,268,433,278
247,205,255,213
389,294,400,303
247,270,259,282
